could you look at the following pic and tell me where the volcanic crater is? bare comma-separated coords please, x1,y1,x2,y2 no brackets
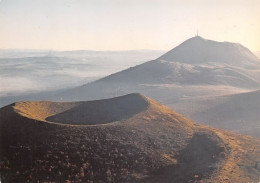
15,93,149,125
0,93,260,183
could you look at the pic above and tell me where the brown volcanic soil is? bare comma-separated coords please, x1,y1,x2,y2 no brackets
0,93,260,183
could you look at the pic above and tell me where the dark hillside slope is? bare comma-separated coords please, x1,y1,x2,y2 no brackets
172,90,260,138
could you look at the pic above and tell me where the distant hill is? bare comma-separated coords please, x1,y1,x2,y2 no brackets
171,90,260,138
57,36,260,100
1,94,260,182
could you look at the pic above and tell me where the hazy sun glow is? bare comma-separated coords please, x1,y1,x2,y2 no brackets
0,0,259,51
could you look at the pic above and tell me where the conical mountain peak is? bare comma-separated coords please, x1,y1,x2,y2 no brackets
158,36,259,65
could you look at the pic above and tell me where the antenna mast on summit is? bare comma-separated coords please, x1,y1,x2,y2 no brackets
196,30,199,37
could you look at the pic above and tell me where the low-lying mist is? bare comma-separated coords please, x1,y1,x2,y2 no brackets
0,50,164,96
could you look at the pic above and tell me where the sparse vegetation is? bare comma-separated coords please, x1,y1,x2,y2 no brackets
0,94,260,182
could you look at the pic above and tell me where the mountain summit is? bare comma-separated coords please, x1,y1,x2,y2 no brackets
76,36,259,87
158,36,259,66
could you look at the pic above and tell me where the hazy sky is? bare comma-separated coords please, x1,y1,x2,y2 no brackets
0,0,259,51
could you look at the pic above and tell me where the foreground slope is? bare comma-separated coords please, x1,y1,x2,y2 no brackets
0,94,260,183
